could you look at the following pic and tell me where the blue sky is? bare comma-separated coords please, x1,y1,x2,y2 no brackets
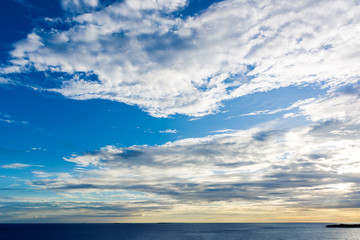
1,0,360,223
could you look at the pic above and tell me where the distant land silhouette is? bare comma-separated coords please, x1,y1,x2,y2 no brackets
326,224,360,228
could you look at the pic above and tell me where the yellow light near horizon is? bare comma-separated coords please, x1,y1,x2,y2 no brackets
111,204,360,223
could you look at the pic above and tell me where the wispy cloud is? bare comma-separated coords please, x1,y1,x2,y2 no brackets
210,129,236,134
238,98,316,117
1,163,32,169
1,163,43,169
60,0,99,13
27,147,47,152
0,112,28,125
159,129,177,134
2,0,359,117
0,77,10,84
62,0,98,8
0,112,13,124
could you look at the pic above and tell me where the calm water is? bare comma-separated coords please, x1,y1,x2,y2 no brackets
1,223,360,240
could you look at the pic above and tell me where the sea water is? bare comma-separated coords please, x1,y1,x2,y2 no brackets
1,223,359,240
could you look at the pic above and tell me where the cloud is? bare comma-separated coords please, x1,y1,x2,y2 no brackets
0,83,357,221
2,0,359,117
61,0,99,12
28,105,360,210
298,92,360,124
0,119,15,124
0,112,14,124
0,200,157,223
237,84,360,124
0,77,10,84
239,98,316,117
0,112,28,125
1,163,32,169
159,129,177,133
1,163,43,169
210,129,236,133
28,147,47,152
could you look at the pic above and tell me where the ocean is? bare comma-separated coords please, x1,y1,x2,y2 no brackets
0,223,359,240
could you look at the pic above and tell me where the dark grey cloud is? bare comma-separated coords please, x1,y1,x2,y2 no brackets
0,200,171,222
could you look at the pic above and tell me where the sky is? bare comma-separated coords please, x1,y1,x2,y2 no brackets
0,0,360,223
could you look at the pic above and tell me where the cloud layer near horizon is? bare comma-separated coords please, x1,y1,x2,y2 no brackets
22,88,360,218
2,0,360,117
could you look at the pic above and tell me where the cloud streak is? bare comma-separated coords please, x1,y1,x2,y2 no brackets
0,112,28,125
1,163,43,169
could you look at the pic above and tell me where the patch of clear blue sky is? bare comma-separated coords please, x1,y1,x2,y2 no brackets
0,0,62,59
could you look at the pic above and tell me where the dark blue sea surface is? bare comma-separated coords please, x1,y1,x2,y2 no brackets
1,223,360,240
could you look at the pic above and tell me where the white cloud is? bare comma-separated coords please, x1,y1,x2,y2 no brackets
210,129,235,133
123,0,187,12
159,129,177,133
0,112,29,125
1,163,44,169
237,86,360,125
30,147,47,152
61,0,99,11
2,0,360,117
1,163,32,169
239,98,316,117
298,92,360,124
0,77,10,84
10,33,43,60
0,118,14,124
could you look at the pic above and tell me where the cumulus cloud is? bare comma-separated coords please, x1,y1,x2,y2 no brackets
2,0,360,117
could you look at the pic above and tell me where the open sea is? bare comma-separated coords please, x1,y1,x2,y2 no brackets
1,223,360,240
